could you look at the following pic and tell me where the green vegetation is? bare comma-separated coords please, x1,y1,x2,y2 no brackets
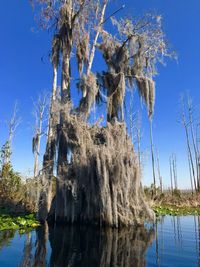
153,205,200,216
0,208,40,231
0,143,40,232
0,143,38,215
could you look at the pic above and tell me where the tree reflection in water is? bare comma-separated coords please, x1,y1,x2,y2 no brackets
20,224,155,267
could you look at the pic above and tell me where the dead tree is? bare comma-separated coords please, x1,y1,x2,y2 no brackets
169,156,174,194
3,102,21,165
156,149,163,193
172,153,178,190
187,95,200,190
149,119,156,193
31,1,173,226
32,93,49,207
188,149,194,194
32,92,49,178
180,95,197,191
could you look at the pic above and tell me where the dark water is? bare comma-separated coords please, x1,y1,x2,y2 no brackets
0,216,199,267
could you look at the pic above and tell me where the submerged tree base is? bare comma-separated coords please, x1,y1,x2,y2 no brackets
43,112,155,227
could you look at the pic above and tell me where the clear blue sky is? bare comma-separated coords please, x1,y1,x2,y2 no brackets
0,0,200,188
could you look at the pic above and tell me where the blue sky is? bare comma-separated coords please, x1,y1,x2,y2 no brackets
0,0,200,188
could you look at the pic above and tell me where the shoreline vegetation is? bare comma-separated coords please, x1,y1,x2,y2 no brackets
149,189,200,216
0,208,40,232
1,189,200,231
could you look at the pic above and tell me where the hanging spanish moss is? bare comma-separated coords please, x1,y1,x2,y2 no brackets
76,33,90,74
104,72,126,122
48,111,155,227
136,76,155,118
31,0,173,227
77,73,99,118
51,34,60,69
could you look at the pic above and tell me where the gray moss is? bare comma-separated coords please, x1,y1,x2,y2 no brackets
48,111,155,227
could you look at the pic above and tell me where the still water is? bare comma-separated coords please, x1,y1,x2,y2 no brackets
0,216,199,267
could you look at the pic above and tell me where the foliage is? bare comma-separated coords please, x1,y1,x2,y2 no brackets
153,204,200,216
0,145,38,213
0,142,11,167
0,163,22,199
0,209,40,231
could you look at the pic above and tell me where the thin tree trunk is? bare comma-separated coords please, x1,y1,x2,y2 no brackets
149,119,156,194
185,125,197,191
156,150,162,193
38,52,59,222
87,0,108,75
169,156,173,195
5,102,20,164
181,97,197,191
188,149,194,194
187,97,199,190
47,66,58,140
172,154,178,190
34,118,42,178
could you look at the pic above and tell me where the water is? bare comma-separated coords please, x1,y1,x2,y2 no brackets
0,216,199,267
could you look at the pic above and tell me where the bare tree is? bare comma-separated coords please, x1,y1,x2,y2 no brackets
32,92,49,178
187,95,200,190
180,95,197,191
149,120,156,193
169,156,174,195
172,153,178,190
188,149,194,194
156,149,163,193
3,102,21,165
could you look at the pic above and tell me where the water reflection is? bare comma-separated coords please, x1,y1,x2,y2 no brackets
2,216,200,266
20,233,33,267
0,230,15,250
20,224,155,267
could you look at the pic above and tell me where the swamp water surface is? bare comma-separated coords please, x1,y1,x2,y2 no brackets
0,216,199,267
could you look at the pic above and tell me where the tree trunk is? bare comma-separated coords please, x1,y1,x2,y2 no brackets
156,150,162,193
87,0,108,75
55,10,73,221
49,116,155,227
188,149,194,194
33,119,42,179
149,120,156,194
169,157,173,195
188,100,200,190
38,66,59,221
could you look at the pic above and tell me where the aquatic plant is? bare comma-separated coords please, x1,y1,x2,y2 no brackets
0,211,40,231
153,205,200,216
